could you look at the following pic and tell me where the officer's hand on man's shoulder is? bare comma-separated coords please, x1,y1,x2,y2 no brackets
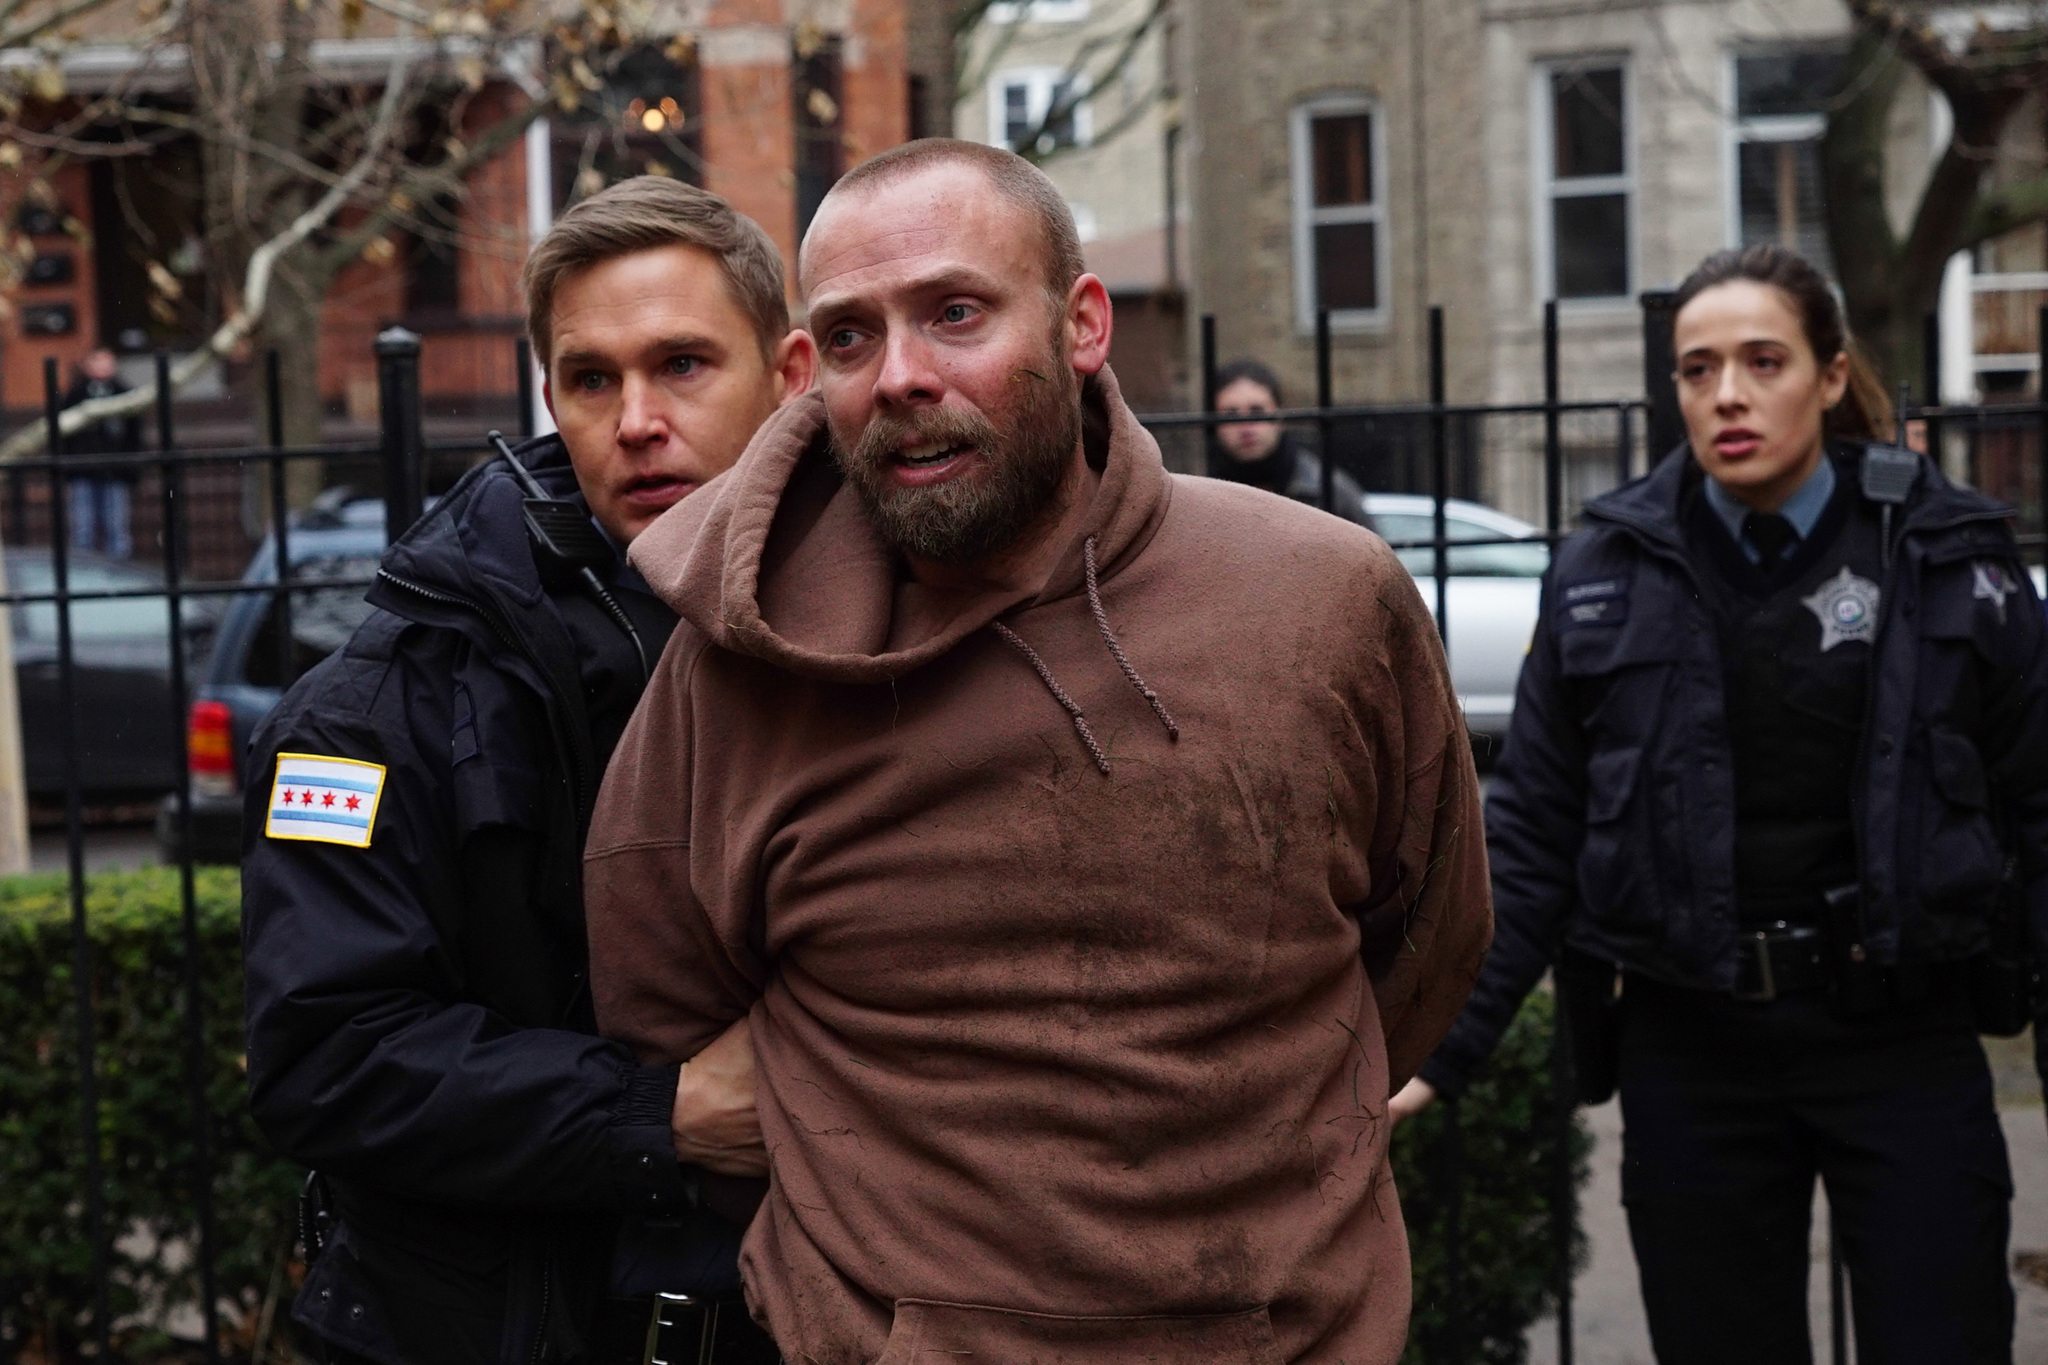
672,1015,767,1177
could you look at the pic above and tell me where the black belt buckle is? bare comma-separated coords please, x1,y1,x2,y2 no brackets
1735,928,1780,1002
1733,922,1823,1003
644,1291,714,1365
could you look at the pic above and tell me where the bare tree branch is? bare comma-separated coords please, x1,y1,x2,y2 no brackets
312,86,552,275
0,49,415,463
1008,0,1168,163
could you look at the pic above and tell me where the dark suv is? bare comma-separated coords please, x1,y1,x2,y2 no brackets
156,496,385,862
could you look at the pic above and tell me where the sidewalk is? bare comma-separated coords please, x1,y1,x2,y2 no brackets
1527,1034,2048,1363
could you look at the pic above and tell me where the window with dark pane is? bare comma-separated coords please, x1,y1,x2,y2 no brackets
1552,195,1628,299
1315,221,1377,312
1312,113,1373,208
1043,78,1080,150
1734,51,1843,119
795,34,845,238
1732,49,1842,276
1003,83,1031,148
1738,139,1832,272
549,44,702,207
1293,98,1383,325
1551,67,1624,179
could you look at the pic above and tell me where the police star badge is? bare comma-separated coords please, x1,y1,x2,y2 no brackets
1972,560,2016,625
1801,566,1881,651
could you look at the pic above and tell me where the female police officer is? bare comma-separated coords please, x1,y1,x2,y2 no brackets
1392,244,2048,1364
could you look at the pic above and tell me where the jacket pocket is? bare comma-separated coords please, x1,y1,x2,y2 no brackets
1917,726,2004,911
875,1300,1284,1365
1576,746,1662,930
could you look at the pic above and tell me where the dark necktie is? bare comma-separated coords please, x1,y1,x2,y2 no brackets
1741,511,1798,573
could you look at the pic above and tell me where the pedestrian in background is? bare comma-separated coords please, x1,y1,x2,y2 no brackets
60,346,140,558
1209,358,1373,528
1392,243,2048,1365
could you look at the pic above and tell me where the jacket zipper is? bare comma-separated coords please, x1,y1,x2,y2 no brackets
528,1252,552,1365
375,568,599,821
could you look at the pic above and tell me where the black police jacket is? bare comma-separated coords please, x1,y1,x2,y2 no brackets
1419,443,2048,1099
241,435,718,1365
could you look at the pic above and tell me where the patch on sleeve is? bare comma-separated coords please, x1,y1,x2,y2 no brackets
264,752,386,847
1558,578,1627,629
1972,559,2018,625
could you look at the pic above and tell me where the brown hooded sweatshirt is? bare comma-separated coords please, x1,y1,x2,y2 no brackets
585,368,1491,1365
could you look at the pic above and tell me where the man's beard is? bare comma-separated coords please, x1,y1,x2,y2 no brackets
831,351,1080,569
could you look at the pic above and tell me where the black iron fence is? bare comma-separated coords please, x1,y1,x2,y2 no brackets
5,293,2045,1364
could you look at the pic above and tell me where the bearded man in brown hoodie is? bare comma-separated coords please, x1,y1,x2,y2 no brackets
583,139,1492,1365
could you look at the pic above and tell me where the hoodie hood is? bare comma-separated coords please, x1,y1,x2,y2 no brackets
628,365,1172,684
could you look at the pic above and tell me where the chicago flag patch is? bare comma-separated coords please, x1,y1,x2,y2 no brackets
264,752,386,848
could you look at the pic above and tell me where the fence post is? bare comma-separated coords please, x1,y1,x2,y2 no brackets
1924,312,1952,481
1430,306,1449,644
516,336,537,441
1552,997,1576,1365
266,352,295,689
1544,301,1562,538
2038,306,2048,569
44,357,112,1360
1639,291,1682,462
158,352,222,1363
1443,1093,1465,1364
377,326,426,542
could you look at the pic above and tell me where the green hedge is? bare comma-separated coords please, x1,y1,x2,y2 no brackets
0,868,1588,1363
0,868,300,1362
1395,989,1594,1365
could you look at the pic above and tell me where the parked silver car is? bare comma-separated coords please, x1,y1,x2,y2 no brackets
1363,495,1548,758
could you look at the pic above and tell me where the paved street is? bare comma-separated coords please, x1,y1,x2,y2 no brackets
30,822,162,874
1529,1039,2048,1364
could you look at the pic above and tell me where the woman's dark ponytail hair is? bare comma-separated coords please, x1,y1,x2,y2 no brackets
1670,244,1894,443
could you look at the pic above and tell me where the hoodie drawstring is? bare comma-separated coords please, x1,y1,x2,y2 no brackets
992,535,1180,776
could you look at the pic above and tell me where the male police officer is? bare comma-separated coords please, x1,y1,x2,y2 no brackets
241,177,815,1365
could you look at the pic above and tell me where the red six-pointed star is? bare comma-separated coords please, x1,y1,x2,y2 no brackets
321,792,336,808
280,790,293,805
345,794,361,811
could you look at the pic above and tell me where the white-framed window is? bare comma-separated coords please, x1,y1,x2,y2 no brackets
986,0,1089,21
1533,60,1634,304
1289,94,1388,332
1726,49,1842,273
989,66,1090,154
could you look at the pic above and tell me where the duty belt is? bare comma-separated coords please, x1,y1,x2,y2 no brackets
642,1291,765,1365
1732,922,1829,1002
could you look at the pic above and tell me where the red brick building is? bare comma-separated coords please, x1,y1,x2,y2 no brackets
1,0,943,438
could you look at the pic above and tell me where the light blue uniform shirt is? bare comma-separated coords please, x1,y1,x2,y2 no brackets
1703,456,1837,565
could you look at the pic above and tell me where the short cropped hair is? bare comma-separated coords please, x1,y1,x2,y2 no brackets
806,139,1086,301
522,176,788,369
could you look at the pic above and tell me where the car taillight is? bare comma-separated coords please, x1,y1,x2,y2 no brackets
188,700,236,798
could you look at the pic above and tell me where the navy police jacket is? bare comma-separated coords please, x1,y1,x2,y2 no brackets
1420,443,2048,1099
241,436,739,1365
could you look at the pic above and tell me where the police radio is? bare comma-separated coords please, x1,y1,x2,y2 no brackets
486,430,651,681
1860,443,1918,575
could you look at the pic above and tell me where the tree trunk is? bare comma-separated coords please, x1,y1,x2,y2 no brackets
255,262,329,507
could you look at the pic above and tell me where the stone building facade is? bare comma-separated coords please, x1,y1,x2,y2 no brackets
1177,0,1981,515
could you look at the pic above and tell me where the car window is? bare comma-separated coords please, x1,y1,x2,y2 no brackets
242,555,381,688
1374,512,1550,579
11,560,172,643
